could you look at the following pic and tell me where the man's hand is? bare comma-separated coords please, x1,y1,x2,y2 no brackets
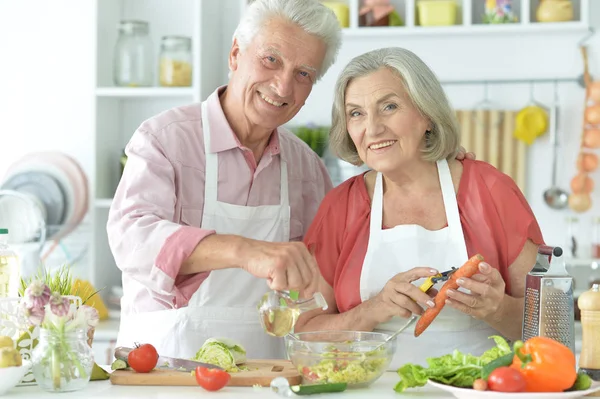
241,240,319,298
455,146,476,160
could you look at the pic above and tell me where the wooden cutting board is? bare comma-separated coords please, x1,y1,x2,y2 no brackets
109,359,302,387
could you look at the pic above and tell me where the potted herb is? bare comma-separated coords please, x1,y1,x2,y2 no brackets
291,124,329,158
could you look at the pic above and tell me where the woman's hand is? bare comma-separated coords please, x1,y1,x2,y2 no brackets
445,262,506,321
371,267,439,323
455,146,476,160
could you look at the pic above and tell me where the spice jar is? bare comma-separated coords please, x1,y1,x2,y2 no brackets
159,36,192,87
113,20,154,87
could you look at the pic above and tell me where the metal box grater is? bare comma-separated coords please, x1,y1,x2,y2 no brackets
522,245,575,353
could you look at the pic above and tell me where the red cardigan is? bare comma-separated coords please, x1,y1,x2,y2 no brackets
304,159,544,313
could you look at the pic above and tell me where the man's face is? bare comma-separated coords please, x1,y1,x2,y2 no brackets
228,18,327,130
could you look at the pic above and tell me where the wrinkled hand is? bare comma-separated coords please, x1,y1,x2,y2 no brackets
445,262,505,320
372,267,439,323
455,146,476,160
242,240,319,298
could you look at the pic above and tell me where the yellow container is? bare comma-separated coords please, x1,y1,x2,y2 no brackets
322,2,350,28
417,0,457,26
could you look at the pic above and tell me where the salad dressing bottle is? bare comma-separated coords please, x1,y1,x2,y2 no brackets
0,229,20,298
578,283,600,381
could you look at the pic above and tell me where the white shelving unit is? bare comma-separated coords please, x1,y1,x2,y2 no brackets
90,0,232,304
88,0,591,309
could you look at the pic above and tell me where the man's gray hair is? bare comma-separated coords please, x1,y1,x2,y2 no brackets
233,0,342,80
329,47,460,165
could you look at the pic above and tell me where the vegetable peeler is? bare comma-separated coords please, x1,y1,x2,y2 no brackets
418,267,458,293
372,267,459,350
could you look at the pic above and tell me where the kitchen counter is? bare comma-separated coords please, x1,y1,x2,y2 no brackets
2,372,448,398
3,322,586,398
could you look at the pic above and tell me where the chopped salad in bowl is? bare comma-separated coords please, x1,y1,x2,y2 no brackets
286,331,395,387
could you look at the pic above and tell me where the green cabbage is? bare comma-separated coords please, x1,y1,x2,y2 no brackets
394,335,512,392
193,338,247,372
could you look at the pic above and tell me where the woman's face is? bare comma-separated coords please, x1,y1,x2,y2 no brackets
345,67,431,173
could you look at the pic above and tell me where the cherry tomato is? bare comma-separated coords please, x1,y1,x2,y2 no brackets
127,343,158,373
488,366,526,393
195,366,231,391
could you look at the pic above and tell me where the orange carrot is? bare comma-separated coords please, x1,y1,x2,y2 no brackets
414,254,484,337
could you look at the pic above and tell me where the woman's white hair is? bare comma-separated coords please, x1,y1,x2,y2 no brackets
329,47,460,165
233,0,341,80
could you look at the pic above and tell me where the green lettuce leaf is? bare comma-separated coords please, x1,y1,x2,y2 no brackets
394,335,511,393
193,337,247,372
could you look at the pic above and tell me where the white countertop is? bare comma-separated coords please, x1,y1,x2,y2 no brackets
3,372,449,398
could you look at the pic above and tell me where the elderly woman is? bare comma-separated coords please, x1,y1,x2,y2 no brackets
295,47,544,368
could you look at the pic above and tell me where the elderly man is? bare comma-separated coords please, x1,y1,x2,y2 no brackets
108,0,472,360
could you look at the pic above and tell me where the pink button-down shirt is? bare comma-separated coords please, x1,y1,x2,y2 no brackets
107,86,333,315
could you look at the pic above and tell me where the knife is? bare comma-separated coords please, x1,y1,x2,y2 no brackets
114,346,224,372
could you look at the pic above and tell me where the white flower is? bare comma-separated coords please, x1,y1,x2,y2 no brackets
78,305,99,328
20,301,45,326
49,292,70,317
24,281,51,309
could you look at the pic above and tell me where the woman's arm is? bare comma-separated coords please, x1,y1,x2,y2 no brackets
295,268,439,333
294,277,383,333
484,239,538,339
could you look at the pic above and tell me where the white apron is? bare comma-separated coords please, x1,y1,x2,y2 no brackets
117,101,290,360
359,159,497,369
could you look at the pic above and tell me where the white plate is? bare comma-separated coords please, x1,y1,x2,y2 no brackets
428,379,600,399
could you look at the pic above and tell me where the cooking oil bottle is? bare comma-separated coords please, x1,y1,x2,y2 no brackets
0,229,20,298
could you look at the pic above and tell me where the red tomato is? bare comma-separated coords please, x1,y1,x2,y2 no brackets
302,366,319,382
127,343,158,373
195,366,231,391
488,367,526,393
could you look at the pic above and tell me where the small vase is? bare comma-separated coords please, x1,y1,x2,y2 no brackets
31,328,94,392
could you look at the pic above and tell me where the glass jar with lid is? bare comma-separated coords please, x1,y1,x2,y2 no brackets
159,36,192,87
113,20,154,87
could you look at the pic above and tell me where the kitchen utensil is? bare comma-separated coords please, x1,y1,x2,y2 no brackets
1,171,66,226
0,360,32,395
109,359,301,387
370,268,457,352
257,290,328,337
543,84,569,210
114,346,223,372
286,331,394,387
522,245,575,353
577,283,600,381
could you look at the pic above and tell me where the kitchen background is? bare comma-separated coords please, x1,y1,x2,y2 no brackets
0,0,599,363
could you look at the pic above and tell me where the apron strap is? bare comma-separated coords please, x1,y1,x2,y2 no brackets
437,159,469,261
202,102,218,210
370,172,384,235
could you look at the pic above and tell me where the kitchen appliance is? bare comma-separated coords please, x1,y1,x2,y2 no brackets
522,245,575,353
109,360,301,387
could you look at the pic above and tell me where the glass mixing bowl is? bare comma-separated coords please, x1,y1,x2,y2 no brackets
286,331,396,388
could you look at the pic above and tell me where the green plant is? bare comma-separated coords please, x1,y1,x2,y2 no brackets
19,264,101,305
292,124,329,158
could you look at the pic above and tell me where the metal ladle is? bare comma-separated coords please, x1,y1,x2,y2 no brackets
543,82,569,210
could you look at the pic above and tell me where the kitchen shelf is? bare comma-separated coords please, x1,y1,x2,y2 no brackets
95,87,195,98
342,21,590,38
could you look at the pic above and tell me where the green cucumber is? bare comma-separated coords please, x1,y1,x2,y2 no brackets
481,353,514,380
567,372,592,391
111,359,128,371
291,383,347,395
